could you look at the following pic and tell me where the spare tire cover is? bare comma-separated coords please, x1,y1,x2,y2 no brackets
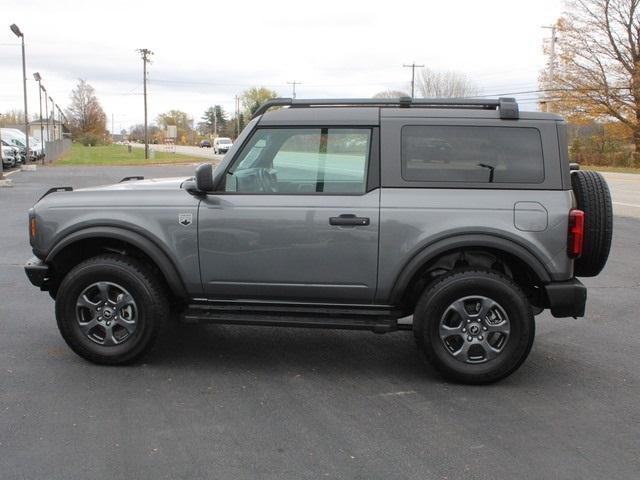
571,170,613,277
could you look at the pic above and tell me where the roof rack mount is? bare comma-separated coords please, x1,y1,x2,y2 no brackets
252,97,519,120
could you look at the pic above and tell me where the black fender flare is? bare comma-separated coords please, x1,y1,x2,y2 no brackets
45,226,188,298
388,233,552,305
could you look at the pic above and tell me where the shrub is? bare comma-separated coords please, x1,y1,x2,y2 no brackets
79,133,101,146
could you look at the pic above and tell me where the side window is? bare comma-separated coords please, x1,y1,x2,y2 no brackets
401,126,544,184
226,128,370,194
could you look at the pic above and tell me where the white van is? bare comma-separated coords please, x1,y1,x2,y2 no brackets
213,137,233,155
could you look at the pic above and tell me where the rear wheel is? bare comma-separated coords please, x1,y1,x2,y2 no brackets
55,254,168,365
414,269,535,384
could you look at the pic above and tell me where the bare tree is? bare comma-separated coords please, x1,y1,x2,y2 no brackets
373,89,410,98
416,68,479,98
67,79,107,139
544,0,640,161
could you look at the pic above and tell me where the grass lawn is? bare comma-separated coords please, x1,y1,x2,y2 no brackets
583,165,640,174
56,144,199,166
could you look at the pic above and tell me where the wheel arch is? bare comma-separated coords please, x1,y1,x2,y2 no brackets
45,226,188,299
388,234,552,313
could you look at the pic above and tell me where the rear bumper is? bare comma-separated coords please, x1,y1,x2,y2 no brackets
24,256,50,290
544,278,587,318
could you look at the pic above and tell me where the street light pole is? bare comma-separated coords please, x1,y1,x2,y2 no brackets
33,73,44,164
10,24,29,162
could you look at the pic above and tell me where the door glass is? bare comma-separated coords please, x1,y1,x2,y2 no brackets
226,128,370,194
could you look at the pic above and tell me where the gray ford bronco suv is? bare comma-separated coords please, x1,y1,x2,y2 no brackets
24,97,613,384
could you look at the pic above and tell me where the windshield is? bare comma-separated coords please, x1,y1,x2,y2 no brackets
218,138,232,144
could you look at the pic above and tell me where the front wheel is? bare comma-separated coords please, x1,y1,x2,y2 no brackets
414,269,535,384
55,254,168,365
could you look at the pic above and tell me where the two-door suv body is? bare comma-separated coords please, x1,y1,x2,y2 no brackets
25,97,612,383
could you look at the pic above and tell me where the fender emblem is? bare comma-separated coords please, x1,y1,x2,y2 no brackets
178,213,192,226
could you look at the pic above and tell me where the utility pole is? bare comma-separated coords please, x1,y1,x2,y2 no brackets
403,62,424,99
286,80,301,99
235,95,240,138
542,25,557,112
137,48,153,159
43,86,49,142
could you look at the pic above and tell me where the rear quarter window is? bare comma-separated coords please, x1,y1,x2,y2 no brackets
401,125,545,184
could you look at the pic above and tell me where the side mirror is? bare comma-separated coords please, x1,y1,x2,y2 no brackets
194,163,214,192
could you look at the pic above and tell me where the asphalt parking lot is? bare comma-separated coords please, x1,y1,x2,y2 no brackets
1,166,639,480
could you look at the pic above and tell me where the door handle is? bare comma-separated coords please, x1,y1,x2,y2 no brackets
329,214,370,226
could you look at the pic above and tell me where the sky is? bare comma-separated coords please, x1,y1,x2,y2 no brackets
0,0,564,133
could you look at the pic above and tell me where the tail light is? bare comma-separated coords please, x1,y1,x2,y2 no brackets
28,209,36,245
568,209,584,258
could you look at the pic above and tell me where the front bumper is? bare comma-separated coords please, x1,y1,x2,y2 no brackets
24,256,50,290
544,278,587,318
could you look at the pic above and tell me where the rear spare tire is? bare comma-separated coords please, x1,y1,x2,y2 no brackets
571,170,613,277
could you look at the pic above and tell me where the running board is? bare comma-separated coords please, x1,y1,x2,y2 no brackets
181,303,400,333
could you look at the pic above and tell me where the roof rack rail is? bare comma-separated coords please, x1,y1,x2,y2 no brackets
252,97,519,120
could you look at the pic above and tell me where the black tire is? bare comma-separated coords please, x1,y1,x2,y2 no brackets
414,269,535,384
571,170,613,277
55,254,168,365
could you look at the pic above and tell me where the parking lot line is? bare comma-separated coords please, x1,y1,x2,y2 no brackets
613,201,640,208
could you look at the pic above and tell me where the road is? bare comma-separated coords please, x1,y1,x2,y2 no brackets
603,172,640,218
129,142,225,161
0,166,639,480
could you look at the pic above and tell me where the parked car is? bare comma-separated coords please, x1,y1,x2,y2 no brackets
0,129,42,161
24,97,612,384
199,140,212,148
213,137,233,154
1,144,18,168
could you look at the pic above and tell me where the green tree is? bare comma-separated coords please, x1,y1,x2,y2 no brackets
201,105,228,136
156,110,194,145
241,87,278,117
